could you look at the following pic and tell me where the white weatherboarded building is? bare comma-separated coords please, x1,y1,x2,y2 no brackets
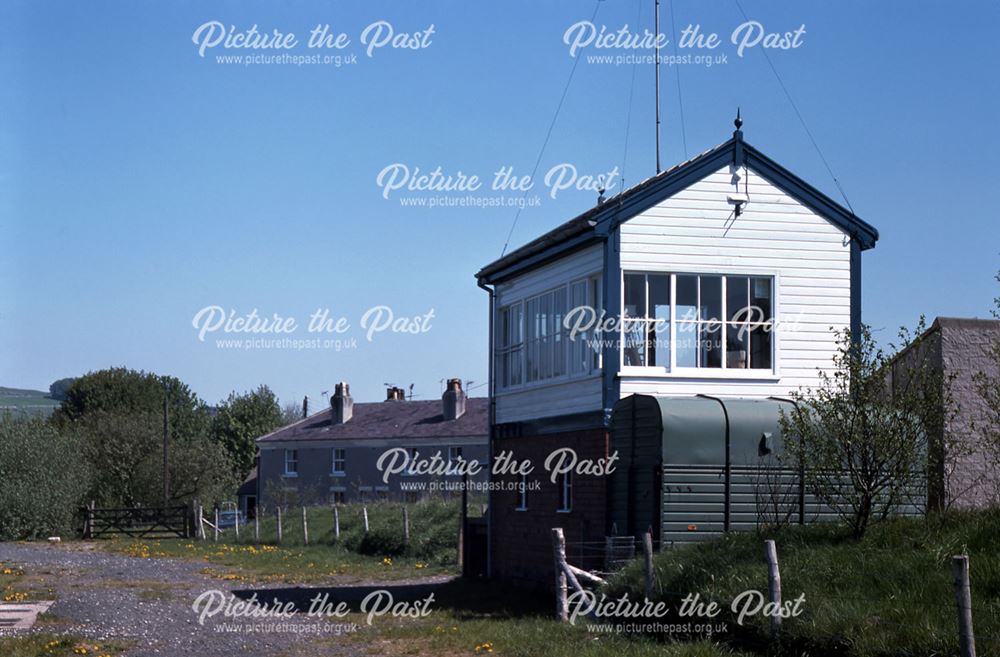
475,118,878,583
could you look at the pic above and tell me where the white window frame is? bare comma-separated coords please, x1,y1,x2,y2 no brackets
557,471,572,513
516,473,528,511
283,449,298,477
496,274,602,392
329,486,346,504
620,270,778,377
331,448,346,476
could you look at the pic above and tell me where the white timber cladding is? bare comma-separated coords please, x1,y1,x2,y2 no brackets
494,243,604,423
618,164,850,398
492,163,852,423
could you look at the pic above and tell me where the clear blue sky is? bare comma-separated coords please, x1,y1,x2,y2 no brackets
2,1,998,406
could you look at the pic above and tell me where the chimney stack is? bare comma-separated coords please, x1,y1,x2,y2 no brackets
331,382,353,424
442,378,466,421
385,386,406,401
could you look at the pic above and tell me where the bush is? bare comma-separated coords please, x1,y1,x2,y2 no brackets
0,415,91,539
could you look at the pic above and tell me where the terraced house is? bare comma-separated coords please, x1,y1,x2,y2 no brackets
252,380,488,511
476,116,879,584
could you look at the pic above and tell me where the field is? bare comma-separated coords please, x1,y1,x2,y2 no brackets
0,387,59,418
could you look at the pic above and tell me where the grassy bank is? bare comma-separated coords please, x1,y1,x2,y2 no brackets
606,510,1000,657
101,499,465,583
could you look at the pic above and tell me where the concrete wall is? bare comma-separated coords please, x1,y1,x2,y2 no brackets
257,437,488,508
939,319,1000,508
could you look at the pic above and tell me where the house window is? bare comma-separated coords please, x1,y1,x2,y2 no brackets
329,487,346,504
623,272,774,371
516,473,528,511
558,472,572,512
404,491,420,504
375,486,389,501
283,449,298,476
447,446,463,475
331,448,346,475
497,276,600,390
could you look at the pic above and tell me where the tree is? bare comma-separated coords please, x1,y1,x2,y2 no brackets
211,385,283,481
48,377,77,401
0,414,91,539
282,401,304,426
973,270,1000,502
51,367,211,441
73,410,236,508
780,324,951,538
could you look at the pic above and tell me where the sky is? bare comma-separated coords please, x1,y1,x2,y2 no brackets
1,0,998,407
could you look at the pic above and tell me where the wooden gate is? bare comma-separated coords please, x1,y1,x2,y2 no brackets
82,504,191,539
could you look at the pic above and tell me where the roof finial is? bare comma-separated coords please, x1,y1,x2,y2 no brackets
734,107,743,131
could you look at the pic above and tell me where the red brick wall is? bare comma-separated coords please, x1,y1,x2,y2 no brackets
490,428,609,586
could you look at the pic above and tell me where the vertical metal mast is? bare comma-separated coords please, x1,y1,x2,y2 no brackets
654,0,662,173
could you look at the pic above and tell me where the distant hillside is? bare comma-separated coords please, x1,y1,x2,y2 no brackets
0,386,61,417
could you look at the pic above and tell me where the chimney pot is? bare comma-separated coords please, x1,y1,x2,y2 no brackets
331,382,353,424
442,378,466,421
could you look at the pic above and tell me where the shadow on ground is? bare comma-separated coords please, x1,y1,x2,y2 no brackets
232,576,549,619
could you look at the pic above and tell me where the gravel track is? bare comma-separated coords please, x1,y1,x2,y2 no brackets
0,541,380,657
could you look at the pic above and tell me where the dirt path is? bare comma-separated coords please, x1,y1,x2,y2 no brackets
0,541,443,657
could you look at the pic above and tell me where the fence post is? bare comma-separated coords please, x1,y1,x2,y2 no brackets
953,555,977,657
363,506,369,534
302,507,309,546
254,510,260,543
551,528,568,622
276,506,283,543
213,507,219,542
85,500,95,539
234,507,240,540
764,539,782,632
197,505,206,540
333,506,340,540
402,506,410,546
643,531,655,600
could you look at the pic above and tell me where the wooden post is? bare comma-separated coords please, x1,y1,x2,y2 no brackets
953,555,977,657
551,528,568,622
254,510,260,543
333,506,340,540
213,507,219,542
276,506,283,543
402,506,410,545
764,539,782,632
362,506,369,534
85,500,95,539
302,507,309,546
197,505,206,540
643,531,655,600
234,508,240,539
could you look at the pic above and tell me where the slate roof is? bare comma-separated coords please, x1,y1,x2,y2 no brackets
476,132,879,285
256,398,488,444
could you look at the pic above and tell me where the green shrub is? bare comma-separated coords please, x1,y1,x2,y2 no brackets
0,414,91,539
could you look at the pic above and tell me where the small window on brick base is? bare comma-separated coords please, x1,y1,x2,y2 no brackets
558,472,572,512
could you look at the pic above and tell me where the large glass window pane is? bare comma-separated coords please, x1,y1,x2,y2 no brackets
675,322,697,367
623,318,646,366
700,276,722,322
727,276,750,322
751,277,772,323
726,323,749,368
624,274,645,318
676,275,698,322
750,326,772,369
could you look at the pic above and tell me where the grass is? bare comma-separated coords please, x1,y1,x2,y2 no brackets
330,578,752,657
98,499,467,584
0,634,128,657
102,538,451,584
605,509,1000,657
